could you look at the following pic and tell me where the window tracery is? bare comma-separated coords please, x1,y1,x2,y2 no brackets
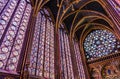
0,0,31,72
59,26,74,79
108,0,120,16
29,9,55,79
0,0,9,13
84,30,120,60
0,0,19,39
73,39,85,79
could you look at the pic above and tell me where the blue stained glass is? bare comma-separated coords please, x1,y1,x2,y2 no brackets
0,0,31,72
84,30,118,60
29,9,55,79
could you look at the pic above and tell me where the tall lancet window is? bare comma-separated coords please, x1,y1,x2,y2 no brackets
0,0,31,72
59,25,74,79
29,9,55,79
73,39,85,79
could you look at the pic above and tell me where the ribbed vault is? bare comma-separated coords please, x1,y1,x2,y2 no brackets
29,0,118,38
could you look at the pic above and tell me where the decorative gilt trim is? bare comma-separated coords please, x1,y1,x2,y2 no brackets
57,1,81,29
31,0,50,17
43,7,56,25
70,10,114,39
56,0,64,31
79,24,115,79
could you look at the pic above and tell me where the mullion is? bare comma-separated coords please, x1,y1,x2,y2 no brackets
61,30,66,79
45,18,50,78
16,4,32,72
30,18,38,75
65,34,69,79
66,35,72,79
74,40,80,77
0,0,9,15
4,1,27,70
30,14,39,75
0,0,20,46
49,21,55,78
42,15,47,77
39,23,45,76
36,12,43,76
75,40,85,79
35,13,42,76
49,20,53,78
61,29,66,79
60,28,65,79
75,41,81,78
66,34,72,79
44,18,50,77
63,32,68,79
76,42,82,78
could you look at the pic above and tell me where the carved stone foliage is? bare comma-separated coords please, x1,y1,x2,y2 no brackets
102,61,120,79
4,76,14,79
89,58,120,79
91,68,101,79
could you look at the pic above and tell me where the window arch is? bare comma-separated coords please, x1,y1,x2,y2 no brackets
59,25,74,79
0,0,31,72
29,8,55,79
84,29,120,60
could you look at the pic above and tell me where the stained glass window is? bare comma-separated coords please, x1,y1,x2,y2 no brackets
73,39,85,79
84,30,120,60
59,26,74,79
26,0,30,3
0,0,31,72
0,0,9,13
108,0,120,16
115,0,120,6
29,9,55,79
0,0,19,39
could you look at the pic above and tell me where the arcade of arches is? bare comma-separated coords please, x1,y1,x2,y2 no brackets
0,0,120,79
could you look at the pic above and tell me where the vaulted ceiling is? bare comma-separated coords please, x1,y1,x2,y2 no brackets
29,0,116,40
